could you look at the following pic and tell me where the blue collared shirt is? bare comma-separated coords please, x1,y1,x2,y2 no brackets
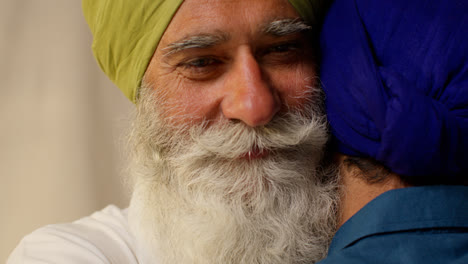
318,186,468,264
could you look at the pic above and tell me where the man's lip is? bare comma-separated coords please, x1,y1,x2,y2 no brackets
241,149,269,160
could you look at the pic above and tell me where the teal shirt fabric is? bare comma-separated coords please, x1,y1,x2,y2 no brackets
318,186,468,264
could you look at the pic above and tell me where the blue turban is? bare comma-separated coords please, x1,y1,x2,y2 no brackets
320,0,468,178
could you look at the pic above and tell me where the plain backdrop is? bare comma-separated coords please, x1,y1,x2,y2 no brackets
0,0,133,261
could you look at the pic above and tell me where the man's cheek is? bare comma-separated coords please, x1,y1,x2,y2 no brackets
276,72,317,109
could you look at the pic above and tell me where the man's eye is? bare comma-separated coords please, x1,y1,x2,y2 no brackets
177,57,223,80
184,58,217,68
268,43,299,54
260,42,303,66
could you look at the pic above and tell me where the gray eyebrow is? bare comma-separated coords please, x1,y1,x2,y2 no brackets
162,33,229,57
262,18,311,37
162,19,310,57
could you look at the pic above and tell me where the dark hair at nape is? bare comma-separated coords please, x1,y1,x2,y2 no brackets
343,156,468,186
343,156,391,184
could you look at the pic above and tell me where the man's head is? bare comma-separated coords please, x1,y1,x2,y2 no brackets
84,0,337,263
82,0,327,103
320,0,468,185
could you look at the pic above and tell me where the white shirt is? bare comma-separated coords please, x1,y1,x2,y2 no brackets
7,205,152,264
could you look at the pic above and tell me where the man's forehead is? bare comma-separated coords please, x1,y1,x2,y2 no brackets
159,0,302,43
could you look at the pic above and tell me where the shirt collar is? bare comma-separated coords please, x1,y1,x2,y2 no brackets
328,185,468,254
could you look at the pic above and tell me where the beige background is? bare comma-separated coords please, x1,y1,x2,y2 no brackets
0,0,133,261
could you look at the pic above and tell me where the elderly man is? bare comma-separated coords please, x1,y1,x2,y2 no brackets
8,0,338,263
317,0,468,263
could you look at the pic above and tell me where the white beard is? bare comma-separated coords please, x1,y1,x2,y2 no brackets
127,86,338,264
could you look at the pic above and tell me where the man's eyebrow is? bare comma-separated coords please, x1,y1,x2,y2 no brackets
262,18,312,37
162,33,229,57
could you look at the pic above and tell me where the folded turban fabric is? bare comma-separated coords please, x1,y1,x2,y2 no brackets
320,0,468,178
82,0,324,103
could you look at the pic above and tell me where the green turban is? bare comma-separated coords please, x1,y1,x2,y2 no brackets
83,0,324,103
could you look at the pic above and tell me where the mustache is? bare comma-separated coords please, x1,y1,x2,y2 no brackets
184,110,328,161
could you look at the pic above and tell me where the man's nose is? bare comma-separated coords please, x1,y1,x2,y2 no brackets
221,49,280,127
